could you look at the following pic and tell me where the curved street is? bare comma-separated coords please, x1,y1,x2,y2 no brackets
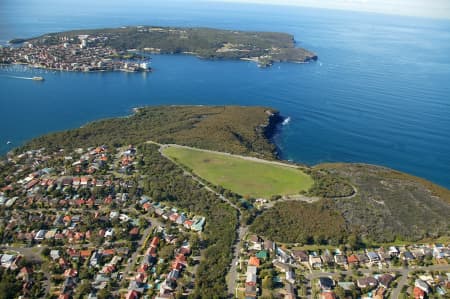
304,264,450,299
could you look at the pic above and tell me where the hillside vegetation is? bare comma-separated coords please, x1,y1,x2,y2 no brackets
162,145,313,198
252,163,450,245
19,106,278,159
316,163,450,243
250,200,348,245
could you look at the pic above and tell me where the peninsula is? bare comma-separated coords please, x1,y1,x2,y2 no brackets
1,106,448,299
2,26,317,72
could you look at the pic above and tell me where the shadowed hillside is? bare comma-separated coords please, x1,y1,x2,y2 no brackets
19,106,279,159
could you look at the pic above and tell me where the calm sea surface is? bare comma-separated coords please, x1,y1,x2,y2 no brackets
1,0,449,188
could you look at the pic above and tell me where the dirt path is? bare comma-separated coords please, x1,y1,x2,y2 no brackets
160,143,302,169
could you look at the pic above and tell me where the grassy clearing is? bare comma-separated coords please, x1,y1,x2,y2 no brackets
162,146,313,198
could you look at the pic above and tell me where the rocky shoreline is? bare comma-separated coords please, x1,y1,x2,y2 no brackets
262,110,286,159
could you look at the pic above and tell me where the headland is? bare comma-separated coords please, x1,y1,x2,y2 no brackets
2,26,317,72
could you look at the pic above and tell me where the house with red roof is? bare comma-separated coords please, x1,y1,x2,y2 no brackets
320,291,336,299
347,254,359,265
63,215,71,224
86,198,95,206
80,250,92,259
137,264,148,273
73,177,81,186
129,227,139,237
150,236,159,248
75,199,85,206
169,213,179,222
142,202,151,211
172,261,184,271
248,256,260,267
126,290,139,299
74,232,84,241
183,220,193,229
104,196,113,204
80,177,89,185
102,264,115,274
102,249,115,256
414,287,425,299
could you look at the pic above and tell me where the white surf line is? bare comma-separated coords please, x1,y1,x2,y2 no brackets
3,75,34,80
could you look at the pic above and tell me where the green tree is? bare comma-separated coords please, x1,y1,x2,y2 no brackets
262,275,274,290
335,285,345,299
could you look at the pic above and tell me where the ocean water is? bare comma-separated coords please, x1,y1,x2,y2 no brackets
1,0,449,188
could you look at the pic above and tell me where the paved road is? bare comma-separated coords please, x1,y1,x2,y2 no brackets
304,264,450,299
226,218,248,297
390,264,450,299
159,144,246,297
179,168,246,296
123,217,163,275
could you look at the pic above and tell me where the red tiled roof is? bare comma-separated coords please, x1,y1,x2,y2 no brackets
1,185,13,192
321,292,337,299
142,202,151,210
249,256,260,267
102,264,115,274
20,267,33,274
129,227,139,235
67,248,79,257
172,261,183,271
126,290,139,299
348,254,359,263
75,199,85,205
150,236,159,248
176,253,187,262
183,220,193,227
414,287,425,299
102,249,115,256
80,250,92,258
137,264,148,273
169,213,179,222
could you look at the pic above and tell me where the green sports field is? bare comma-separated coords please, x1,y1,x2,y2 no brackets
162,146,314,198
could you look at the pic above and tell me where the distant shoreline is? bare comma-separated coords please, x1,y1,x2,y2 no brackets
0,62,151,74
7,25,317,68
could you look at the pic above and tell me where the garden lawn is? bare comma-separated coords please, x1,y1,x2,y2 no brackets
162,146,313,198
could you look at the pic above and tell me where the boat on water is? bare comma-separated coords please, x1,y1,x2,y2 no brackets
32,76,44,81
282,117,291,125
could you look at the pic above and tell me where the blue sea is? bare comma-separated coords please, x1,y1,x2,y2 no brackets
1,0,450,188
